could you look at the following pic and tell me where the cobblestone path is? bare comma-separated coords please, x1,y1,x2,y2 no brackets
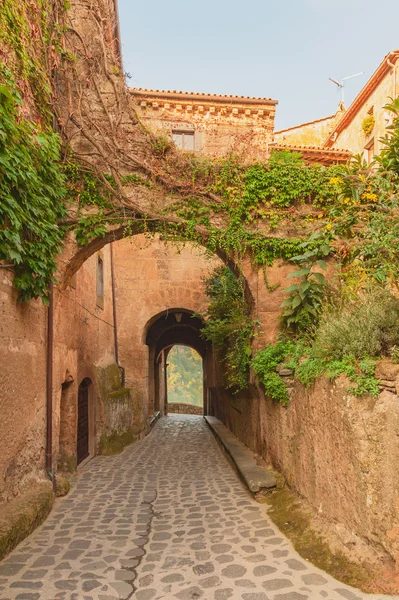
0,415,397,600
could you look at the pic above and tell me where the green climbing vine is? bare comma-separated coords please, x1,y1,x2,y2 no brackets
0,67,66,301
199,266,256,392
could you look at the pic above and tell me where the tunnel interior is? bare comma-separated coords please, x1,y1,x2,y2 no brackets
145,309,215,417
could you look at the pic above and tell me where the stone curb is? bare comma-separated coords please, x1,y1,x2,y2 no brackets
204,415,277,494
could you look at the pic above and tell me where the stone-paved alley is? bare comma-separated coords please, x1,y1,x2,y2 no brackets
0,415,397,600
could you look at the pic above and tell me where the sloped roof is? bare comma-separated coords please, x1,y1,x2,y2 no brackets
270,143,351,166
324,50,399,148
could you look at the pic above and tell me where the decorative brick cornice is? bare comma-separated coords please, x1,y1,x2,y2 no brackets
131,88,278,107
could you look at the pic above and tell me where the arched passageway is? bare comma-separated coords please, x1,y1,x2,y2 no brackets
167,345,204,415
145,309,216,417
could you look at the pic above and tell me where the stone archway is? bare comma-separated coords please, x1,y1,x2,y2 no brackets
145,309,212,418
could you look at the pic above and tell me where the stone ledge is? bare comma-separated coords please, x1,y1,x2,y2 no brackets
0,482,54,561
204,416,277,494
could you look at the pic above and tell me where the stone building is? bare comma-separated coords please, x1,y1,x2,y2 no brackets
131,88,278,160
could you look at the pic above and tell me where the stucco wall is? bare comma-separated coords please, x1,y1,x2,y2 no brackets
0,246,119,499
274,112,341,147
332,66,399,157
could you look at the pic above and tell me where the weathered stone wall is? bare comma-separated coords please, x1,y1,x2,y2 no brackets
132,89,277,160
0,271,48,502
53,246,116,470
112,234,221,431
213,374,399,567
1,246,119,498
168,403,203,415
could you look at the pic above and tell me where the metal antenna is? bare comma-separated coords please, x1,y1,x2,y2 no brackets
329,72,364,104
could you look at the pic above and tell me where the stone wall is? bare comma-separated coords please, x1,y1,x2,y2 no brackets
131,89,277,160
168,403,203,415
213,374,399,567
112,234,221,428
1,245,119,498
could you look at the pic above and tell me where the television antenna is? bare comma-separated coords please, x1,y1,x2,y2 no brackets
329,72,364,104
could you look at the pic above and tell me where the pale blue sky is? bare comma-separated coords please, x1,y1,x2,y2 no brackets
118,0,399,130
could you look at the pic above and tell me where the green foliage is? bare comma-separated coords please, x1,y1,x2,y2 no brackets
0,70,66,301
251,341,294,404
252,337,381,405
167,345,203,406
242,152,342,210
314,289,399,360
0,0,56,119
281,242,329,334
200,266,255,391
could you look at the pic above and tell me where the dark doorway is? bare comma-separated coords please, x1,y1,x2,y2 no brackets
77,378,91,465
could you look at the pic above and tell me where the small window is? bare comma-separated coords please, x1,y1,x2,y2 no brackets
364,138,375,165
172,130,195,151
96,254,104,309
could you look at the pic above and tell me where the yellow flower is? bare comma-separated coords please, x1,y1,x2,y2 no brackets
326,223,332,230
343,197,350,204
329,177,342,185
318,213,323,219
361,192,378,202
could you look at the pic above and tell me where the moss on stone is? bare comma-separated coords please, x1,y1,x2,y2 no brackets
58,454,77,474
95,363,122,395
260,486,374,592
99,427,137,455
0,483,54,561
55,475,70,497
107,388,130,399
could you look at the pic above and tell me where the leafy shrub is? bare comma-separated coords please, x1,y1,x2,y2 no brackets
200,266,255,391
251,341,294,404
281,244,329,335
314,289,399,360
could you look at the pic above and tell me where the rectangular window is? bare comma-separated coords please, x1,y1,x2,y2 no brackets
172,130,195,151
96,254,104,309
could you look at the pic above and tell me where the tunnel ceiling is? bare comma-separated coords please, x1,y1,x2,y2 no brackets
146,310,207,358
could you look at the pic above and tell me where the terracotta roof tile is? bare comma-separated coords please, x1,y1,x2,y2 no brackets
130,88,278,106
270,143,351,165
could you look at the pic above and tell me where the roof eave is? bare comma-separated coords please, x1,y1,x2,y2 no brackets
324,50,399,147
130,88,278,106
